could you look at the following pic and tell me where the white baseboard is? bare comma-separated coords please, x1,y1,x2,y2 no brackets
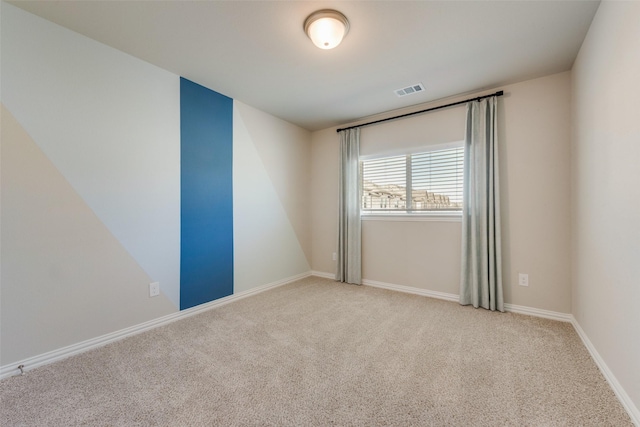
0,271,311,380
362,278,459,302
570,317,640,426
311,271,461,303
503,303,573,322
312,272,572,322
310,270,335,280
310,272,460,303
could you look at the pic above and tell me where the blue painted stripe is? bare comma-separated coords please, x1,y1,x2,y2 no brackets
180,77,233,310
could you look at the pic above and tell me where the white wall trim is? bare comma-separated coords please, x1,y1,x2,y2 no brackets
312,271,573,322
503,303,573,322
0,271,311,380
362,277,459,302
311,270,335,280
570,316,640,426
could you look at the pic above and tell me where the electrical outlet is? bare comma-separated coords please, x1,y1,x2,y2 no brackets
332,252,337,261
518,273,529,287
149,282,160,297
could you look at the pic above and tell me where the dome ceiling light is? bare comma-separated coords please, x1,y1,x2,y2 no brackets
303,9,350,50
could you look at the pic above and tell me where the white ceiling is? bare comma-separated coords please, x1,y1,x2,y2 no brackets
10,1,600,131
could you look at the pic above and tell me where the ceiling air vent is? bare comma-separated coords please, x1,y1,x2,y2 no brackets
395,83,425,97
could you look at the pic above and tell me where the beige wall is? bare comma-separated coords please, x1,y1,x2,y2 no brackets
310,127,340,275
311,71,572,313
234,101,312,292
2,3,182,310
1,106,176,364
501,73,572,312
0,3,314,366
1,4,181,365
571,0,640,414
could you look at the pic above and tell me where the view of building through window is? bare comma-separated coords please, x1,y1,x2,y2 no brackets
361,145,464,212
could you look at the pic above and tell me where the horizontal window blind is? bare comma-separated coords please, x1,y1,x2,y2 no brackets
411,147,464,210
361,146,464,213
361,155,407,210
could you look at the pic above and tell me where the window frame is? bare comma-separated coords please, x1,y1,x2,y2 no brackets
360,141,464,221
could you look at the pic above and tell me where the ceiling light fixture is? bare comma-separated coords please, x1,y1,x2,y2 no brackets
304,9,350,50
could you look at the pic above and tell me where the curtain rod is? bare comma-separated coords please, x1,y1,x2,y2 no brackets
336,90,504,133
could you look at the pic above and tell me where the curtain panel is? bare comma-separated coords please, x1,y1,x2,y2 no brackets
460,97,504,312
336,128,362,285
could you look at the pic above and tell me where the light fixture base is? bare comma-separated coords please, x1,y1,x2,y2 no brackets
303,9,350,50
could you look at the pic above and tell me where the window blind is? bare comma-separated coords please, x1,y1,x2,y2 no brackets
411,147,464,210
361,155,407,210
361,146,464,212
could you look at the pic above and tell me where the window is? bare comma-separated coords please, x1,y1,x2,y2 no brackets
360,144,464,214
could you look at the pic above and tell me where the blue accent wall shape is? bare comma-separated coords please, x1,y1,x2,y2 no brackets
180,78,233,310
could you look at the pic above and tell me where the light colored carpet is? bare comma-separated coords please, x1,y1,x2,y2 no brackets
0,276,632,426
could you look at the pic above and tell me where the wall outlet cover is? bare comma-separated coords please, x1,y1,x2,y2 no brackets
149,282,160,297
518,273,529,287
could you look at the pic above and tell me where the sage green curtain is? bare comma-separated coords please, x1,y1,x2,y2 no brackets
460,97,503,311
336,128,361,285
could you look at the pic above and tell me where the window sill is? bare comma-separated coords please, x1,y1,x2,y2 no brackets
361,213,462,222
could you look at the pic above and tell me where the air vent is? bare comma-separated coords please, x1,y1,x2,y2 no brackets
395,83,425,97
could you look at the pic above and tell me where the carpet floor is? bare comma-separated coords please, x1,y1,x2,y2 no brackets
0,276,632,426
